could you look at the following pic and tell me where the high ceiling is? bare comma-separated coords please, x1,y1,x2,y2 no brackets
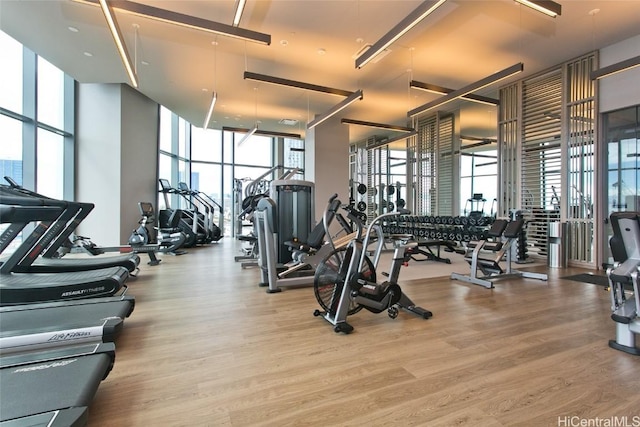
1,0,639,144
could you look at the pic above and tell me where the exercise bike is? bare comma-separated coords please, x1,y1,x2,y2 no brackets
312,195,432,334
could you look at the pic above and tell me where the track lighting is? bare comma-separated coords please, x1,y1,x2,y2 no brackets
98,0,138,88
514,0,562,17
237,124,258,146
355,0,446,69
74,0,271,45
591,55,640,80
367,130,418,149
408,63,523,117
307,90,363,129
341,118,414,133
243,72,353,97
232,0,247,27
202,92,217,129
409,81,499,106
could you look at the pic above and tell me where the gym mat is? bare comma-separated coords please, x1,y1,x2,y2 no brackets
561,273,609,287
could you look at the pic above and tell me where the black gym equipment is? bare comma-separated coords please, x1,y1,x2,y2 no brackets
0,199,129,306
606,211,640,355
450,218,548,289
1,181,140,275
253,180,319,293
312,195,432,333
0,342,116,425
158,178,202,247
72,202,187,266
177,182,223,242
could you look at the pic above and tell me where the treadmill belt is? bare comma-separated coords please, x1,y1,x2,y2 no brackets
0,352,112,423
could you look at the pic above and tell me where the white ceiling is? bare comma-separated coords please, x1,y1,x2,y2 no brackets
1,0,639,144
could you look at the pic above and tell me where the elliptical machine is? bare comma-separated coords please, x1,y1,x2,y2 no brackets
128,202,187,257
312,194,432,334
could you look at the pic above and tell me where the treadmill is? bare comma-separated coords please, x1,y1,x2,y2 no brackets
0,200,129,306
0,295,135,354
1,181,140,274
0,342,116,426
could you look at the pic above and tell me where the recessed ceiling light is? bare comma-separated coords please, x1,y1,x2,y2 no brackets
317,48,326,55
202,88,208,92
68,26,79,33
588,8,600,15
141,60,149,66
83,51,93,57
280,39,288,46
211,40,219,46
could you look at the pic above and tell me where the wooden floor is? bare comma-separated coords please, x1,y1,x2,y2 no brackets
87,240,640,426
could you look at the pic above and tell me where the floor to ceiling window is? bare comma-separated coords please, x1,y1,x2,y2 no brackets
603,105,640,264
158,107,305,237
0,29,75,249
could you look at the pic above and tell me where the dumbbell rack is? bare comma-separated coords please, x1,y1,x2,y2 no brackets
382,215,496,244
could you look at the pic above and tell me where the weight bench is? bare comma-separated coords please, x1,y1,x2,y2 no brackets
451,218,548,289
607,211,640,355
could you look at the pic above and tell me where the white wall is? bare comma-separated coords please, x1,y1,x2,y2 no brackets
304,115,350,224
76,83,158,245
598,34,640,113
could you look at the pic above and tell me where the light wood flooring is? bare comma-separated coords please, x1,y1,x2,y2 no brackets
87,240,640,426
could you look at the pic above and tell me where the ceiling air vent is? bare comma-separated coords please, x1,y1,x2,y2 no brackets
279,118,299,126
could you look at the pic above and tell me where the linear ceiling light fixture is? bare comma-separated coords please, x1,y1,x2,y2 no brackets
409,80,500,106
74,0,270,45
223,126,302,139
355,0,447,69
514,0,562,17
232,0,247,27
368,130,418,150
202,92,217,129
408,63,523,117
341,118,415,133
307,90,364,129
236,124,258,146
98,0,138,88
243,71,354,97
591,55,640,80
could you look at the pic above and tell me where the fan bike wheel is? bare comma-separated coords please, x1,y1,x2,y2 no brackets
313,247,376,316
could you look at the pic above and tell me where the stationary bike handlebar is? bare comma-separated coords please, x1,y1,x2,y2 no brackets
321,194,411,271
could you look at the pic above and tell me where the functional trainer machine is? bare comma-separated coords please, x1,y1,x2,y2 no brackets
450,218,548,289
253,180,316,293
606,211,640,355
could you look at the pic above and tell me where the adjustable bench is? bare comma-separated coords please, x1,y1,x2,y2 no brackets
450,218,548,288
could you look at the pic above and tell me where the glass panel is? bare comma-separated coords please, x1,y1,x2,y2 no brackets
223,165,233,236
284,138,304,179
235,134,271,167
159,106,172,153
223,130,233,164
0,115,23,185
177,160,188,209
191,162,223,235
158,153,172,209
191,127,222,162
0,30,23,113
36,128,64,199
37,56,64,128
604,105,640,265
178,117,187,159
